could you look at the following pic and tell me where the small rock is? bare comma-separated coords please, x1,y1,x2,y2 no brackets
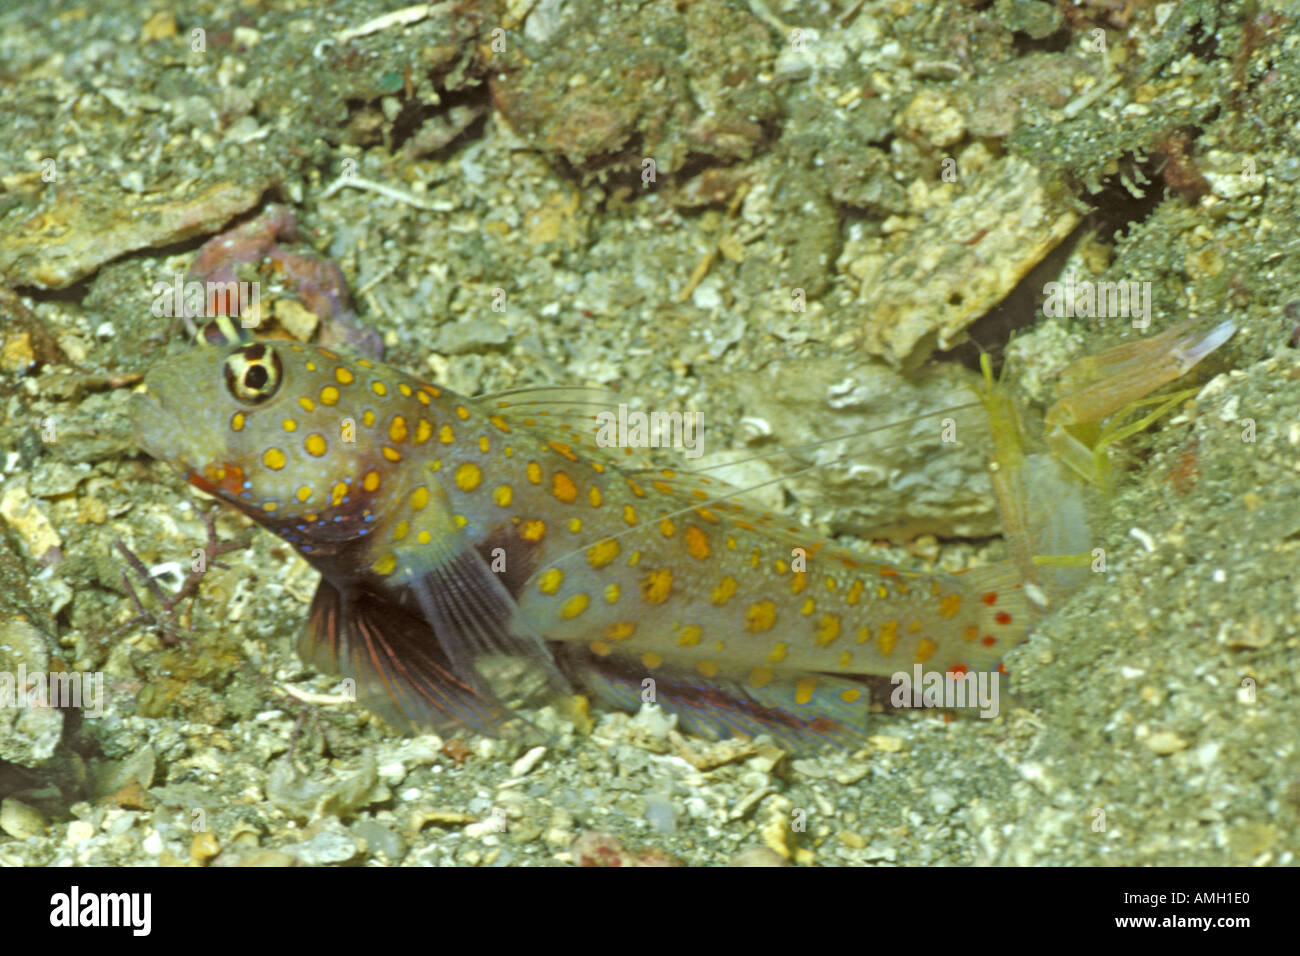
0,798,46,838
432,317,511,354
0,487,62,557
352,820,407,862
190,832,220,864
643,793,677,835
730,846,788,867
1145,731,1189,755
0,617,63,766
139,10,177,43
287,819,362,865
929,789,958,816
896,90,966,148
509,745,547,778
838,829,867,849
229,850,298,867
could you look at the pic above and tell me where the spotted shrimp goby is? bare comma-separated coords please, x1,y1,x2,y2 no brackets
130,317,1233,748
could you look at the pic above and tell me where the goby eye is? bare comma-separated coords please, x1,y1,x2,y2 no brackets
223,343,283,405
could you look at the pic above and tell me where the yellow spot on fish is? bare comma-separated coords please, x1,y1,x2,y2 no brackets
521,519,546,541
791,572,807,595
302,435,326,459
363,471,380,492
493,485,513,507
548,440,578,462
320,386,340,406
678,625,702,647
454,514,467,529
697,660,719,679
372,553,397,576
389,416,408,443
794,677,818,706
455,463,482,491
607,621,636,641
878,620,899,657
282,418,298,433
455,405,470,420
363,410,376,427
623,505,638,526
641,651,663,670
589,641,612,657
415,419,432,443
538,569,564,594
439,424,454,444
604,582,620,603
410,486,429,510
710,575,737,606
814,614,841,647
552,471,578,504
231,412,245,431
568,517,583,533
748,667,774,689
561,593,589,619
659,518,675,538
640,568,673,605
766,642,788,664
915,638,937,663
800,598,815,616
939,593,963,619
262,502,277,513
393,520,409,541
685,525,710,561
586,538,620,569
588,485,602,508
398,383,412,398
382,446,402,462
744,600,777,633
335,367,354,385
331,482,348,506
262,448,287,470
296,485,312,503
372,381,388,397
839,651,854,668
490,415,511,433
478,435,490,453
298,397,315,412
846,580,863,605
418,530,431,544
527,462,542,484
